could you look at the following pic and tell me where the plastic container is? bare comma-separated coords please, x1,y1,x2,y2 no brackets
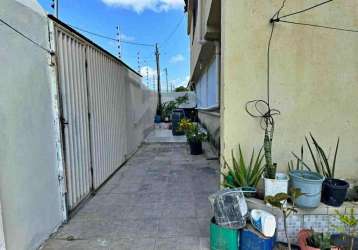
171,109,185,136
264,172,289,197
321,178,349,207
210,217,239,250
209,188,248,229
250,209,276,238
289,170,324,208
189,141,202,155
240,225,276,250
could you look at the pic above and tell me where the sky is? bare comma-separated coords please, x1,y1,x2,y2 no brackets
37,0,189,91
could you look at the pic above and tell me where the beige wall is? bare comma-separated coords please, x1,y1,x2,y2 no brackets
221,0,358,178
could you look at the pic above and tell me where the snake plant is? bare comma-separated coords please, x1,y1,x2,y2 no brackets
222,145,265,189
291,133,339,178
264,127,277,179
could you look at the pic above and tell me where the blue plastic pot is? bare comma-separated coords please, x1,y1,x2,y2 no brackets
289,170,324,208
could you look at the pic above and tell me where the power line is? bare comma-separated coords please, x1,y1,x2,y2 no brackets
0,17,51,53
160,14,185,48
69,24,155,47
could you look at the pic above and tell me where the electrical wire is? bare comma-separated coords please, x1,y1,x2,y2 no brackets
277,20,358,33
0,17,51,53
277,0,334,20
160,14,185,49
69,24,155,47
245,0,286,131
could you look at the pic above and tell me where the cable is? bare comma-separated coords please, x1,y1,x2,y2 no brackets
278,0,334,20
160,14,185,48
69,24,155,47
246,0,286,131
277,20,358,33
0,18,51,53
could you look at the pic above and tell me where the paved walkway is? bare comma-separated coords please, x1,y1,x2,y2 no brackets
43,137,219,249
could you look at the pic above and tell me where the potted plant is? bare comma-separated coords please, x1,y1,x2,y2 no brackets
263,126,289,197
265,188,304,250
289,145,325,209
298,229,338,250
221,145,264,196
331,208,357,250
179,118,206,155
301,133,349,207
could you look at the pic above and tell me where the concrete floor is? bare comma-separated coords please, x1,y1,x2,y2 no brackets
42,138,219,249
144,124,187,143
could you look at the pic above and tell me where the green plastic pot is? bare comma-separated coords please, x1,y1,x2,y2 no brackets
210,217,239,250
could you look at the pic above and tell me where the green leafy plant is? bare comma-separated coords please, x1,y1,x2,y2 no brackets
265,188,304,250
288,145,312,172
264,127,277,179
174,86,188,92
292,133,339,178
161,94,189,120
333,208,357,250
179,118,206,143
306,231,331,250
221,146,264,189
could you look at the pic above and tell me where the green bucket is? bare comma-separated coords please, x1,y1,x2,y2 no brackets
210,217,239,250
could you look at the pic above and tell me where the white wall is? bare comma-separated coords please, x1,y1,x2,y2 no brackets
0,1,63,249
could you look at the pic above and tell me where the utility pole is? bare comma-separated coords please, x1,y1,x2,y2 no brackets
116,26,121,59
155,43,162,115
164,68,169,93
51,0,59,18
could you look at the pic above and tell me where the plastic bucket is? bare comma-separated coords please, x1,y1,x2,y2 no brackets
210,217,239,250
289,170,324,208
321,178,349,207
240,225,276,250
264,173,289,197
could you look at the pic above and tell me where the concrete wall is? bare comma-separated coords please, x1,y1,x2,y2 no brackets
0,1,63,249
198,110,220,149
221,0,358,178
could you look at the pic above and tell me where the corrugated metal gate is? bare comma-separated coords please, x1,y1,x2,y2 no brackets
86,47,128,189
53,21,156,211
55,27,92,209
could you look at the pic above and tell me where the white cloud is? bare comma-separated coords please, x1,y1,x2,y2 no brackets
120,33,135,42
101,0,184,13
140,65,157,79
170,54,184,64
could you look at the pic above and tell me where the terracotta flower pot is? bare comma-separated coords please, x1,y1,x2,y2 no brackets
298,229,339,250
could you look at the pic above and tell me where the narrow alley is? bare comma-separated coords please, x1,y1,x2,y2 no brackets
42,129,219,250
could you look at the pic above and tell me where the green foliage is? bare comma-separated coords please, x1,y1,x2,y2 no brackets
179,118,206,143
288,145,312,172
161,94,189,120
292,133,340,178
174,86,188,92
333,208,358,238
265,188,304,250
264,127,277,179
306,231,331,250
221,146,265,189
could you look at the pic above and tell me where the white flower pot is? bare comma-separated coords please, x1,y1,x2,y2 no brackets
264,172,289,197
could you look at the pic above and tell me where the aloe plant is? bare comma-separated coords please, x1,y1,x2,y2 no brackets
222,145,265,189
292,133,339,178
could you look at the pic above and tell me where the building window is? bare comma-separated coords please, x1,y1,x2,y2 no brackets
196,56,219,109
